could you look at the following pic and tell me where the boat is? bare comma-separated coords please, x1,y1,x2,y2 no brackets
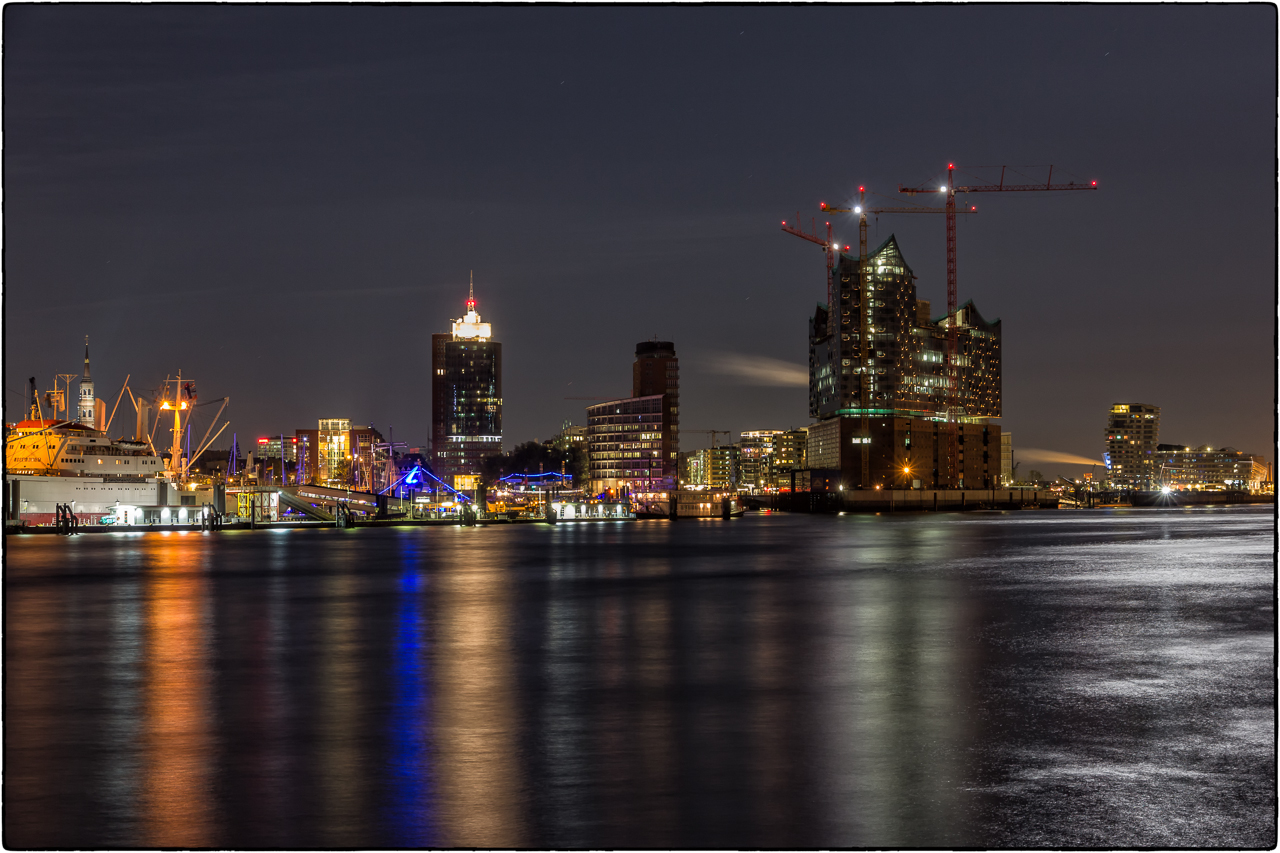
632,489,745,519
5,365,228,529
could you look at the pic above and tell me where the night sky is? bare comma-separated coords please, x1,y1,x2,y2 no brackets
5,5,1274,476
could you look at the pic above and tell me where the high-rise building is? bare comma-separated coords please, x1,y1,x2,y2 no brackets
810,236,1001,422
586,341,680,496
633,340,680,452
432,279,503,487
1104,404,1160,489
807,235,1002,489
587,395,671,495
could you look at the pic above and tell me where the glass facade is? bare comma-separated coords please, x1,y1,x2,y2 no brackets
431,295,503,485
810,235,1001,422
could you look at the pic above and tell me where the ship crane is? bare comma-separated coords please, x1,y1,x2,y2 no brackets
898,163,1098,487
818,188,975,489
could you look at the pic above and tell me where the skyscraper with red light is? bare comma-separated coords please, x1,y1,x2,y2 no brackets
432,278,503,486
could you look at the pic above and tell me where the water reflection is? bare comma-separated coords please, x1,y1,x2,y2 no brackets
141,536,214,847
3,509,1272,848
433,530,525,847
385,545,436,846
317,556,368,844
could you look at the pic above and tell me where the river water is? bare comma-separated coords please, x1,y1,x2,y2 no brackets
4,506,1274,848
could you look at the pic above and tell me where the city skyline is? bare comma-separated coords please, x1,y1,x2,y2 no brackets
4,6,1274,478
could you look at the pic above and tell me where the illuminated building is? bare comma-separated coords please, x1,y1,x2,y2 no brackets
256,436,297,463
681,445,738,490
587,395,670,495
552,422,588,452
586,341,680,496
1000,432,1014,486
806,416,999,490
293,420,387,489
319,418,351,484
1152,444,1269,492
737,430,783,492
767,429,807,489
432,279,503,487
1104,403,1160,489
807,235,1002,488
810,236,1001,422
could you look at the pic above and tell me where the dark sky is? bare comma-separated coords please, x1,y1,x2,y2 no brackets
5,5,1275,476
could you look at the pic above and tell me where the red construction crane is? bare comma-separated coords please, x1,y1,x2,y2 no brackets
899,164,1097,327
899,163,1098,487
780,216,850,310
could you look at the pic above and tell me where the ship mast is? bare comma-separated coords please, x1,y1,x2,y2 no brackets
158,371,191,482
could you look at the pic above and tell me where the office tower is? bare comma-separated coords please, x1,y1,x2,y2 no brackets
432,280,503,486
633,340,680,450
586,341,680,496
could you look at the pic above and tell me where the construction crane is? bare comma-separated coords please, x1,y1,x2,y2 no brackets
820,188,976,488
899,163,1098,487
685,429,731,449
780,216,848,309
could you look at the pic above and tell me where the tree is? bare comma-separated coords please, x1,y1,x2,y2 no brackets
481,440,586,486
1028,469,1043,484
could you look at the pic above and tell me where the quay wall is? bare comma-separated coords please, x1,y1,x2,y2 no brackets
762,488,1059,513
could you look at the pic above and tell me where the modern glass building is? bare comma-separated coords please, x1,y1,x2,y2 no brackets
432,284,502,486
810,235,1002,422
806,235,1003,489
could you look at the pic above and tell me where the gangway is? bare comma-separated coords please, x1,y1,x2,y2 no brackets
277,489,334,521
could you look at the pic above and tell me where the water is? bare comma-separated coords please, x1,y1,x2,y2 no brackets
5,506,1274,848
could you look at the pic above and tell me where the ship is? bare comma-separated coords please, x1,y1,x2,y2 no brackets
5,354,228,529
632,489,745,519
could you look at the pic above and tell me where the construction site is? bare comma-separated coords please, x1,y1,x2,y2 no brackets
779,163,1097,503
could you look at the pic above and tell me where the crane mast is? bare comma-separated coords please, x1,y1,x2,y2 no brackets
899,164,1098,488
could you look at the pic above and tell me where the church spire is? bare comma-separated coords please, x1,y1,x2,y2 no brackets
83,335,91,381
